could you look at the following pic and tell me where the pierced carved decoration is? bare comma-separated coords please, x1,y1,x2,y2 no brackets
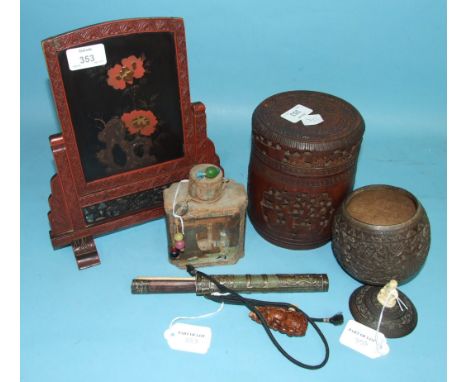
254,133,360,170
260,189,335,234
248,91,364,249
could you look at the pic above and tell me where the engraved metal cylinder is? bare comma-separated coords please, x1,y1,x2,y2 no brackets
247,91,365,249
188,164,224,202
331,184,431,285
195,273,329,295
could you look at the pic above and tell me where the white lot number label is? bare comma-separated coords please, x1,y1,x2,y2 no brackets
339,320,390,359
301,113,324,126
164,323,212,354
280,104,313,123
280,104,324,126
66,43,107,71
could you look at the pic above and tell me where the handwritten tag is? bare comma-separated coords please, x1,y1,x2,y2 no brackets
66,43,107,71
301,113,324,126
339,320,390,359
164,323,212,354
281,104,313,123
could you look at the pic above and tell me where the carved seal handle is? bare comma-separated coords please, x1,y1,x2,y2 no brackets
249,306,308,336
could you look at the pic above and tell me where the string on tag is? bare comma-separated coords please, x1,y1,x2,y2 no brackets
169,301,224,329
374,280,408,354
172,179,189,234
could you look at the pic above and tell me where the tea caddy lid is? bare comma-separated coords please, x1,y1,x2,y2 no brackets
252,91,365,172
188,163,224,202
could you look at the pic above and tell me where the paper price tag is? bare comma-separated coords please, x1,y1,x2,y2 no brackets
301,113,324,126
281,104,313,123
164,323,212,354
339,320,390,359
66,43,107,71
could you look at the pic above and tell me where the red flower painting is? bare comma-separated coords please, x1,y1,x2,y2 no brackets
121,110,158,136
121,55,145,79
107,55,145,90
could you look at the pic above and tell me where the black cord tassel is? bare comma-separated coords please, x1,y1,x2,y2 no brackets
322,313,344,326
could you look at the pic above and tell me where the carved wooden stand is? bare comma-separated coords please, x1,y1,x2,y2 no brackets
48,103,219,269
43,18,220,269
71,237,100,269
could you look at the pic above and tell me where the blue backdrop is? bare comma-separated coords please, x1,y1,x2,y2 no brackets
21,0,446,381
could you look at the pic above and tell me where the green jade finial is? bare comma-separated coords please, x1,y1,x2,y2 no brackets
204,165,220,179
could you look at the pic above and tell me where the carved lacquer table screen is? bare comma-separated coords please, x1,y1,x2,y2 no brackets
42,18,219,269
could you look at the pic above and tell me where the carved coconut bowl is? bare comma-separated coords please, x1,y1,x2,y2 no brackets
331,184,430,285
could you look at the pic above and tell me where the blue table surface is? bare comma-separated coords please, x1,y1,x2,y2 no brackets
21,1,446,381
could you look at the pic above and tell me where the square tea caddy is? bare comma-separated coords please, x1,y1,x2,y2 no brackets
164,164,247,268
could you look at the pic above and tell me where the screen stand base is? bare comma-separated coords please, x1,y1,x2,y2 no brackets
71,236,101,270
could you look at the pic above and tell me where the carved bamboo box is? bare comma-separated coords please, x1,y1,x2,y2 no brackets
247,91,365,249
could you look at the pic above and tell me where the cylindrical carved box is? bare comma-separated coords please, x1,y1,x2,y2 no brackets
247,90,365,249
332,185,431,285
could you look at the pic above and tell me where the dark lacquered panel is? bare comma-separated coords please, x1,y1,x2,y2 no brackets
58,32,184,181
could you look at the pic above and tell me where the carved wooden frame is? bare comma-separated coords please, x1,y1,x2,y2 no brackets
42,18,220,269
